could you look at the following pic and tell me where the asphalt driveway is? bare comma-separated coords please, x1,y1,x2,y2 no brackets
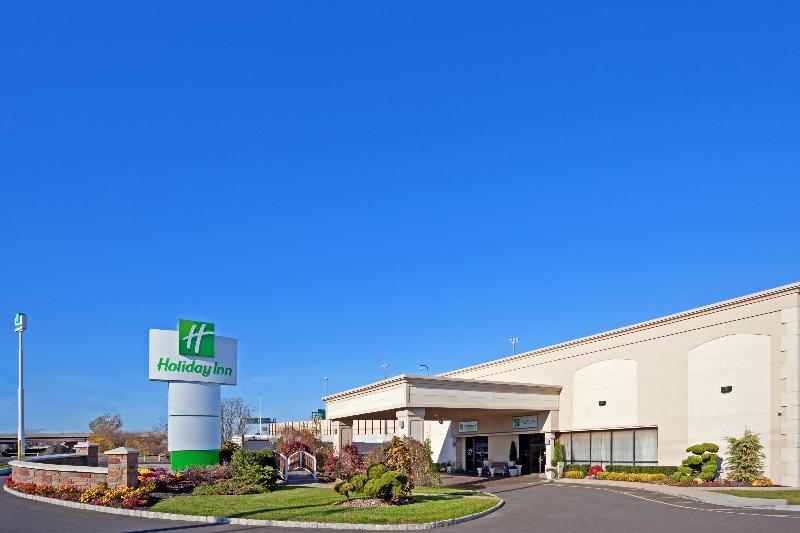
2,475,799,533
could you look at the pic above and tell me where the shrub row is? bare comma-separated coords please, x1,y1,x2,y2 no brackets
604,465,678,475
564,471,585,479
595,472,666,483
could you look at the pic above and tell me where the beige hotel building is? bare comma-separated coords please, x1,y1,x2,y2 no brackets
323,283,800,486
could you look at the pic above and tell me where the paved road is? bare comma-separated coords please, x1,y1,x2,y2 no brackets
2,475,799,533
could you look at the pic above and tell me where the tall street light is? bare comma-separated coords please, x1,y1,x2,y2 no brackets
381,362,389,379
14,313,27,459
509,337,520,355
323,376,328,396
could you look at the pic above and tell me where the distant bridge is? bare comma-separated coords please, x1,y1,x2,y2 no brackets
0,433,92,445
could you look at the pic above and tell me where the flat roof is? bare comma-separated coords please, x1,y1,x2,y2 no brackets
323,373,561,402
442,281,800,378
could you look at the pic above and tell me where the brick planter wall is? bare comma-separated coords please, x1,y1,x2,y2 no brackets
9,443,139,489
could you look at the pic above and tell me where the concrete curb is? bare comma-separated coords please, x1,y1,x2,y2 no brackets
3,484,504,529
554,479,800,511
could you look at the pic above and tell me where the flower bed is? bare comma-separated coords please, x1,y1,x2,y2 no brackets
562,464,773,487
5,476,155,508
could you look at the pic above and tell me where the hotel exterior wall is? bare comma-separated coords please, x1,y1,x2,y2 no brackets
442,287,800,484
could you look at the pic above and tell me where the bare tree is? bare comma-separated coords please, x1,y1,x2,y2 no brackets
220,397,253,444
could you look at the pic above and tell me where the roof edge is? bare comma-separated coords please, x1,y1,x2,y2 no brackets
441,281,800,378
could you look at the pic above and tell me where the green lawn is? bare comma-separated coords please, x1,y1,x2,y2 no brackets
150,486,498,524
715,489,800,505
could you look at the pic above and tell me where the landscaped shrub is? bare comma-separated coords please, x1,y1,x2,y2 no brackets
509,441,518,464
564,471,585,479
364,436,438,488
349,474,367,492
192,479,266,495
586,465,604,477
565,464,590,476
595,472,666,483
230,449,278,490
182,465,233,487
605,465,679,476
367,463,387,479
724,429,765,484
551,438,563,467
321,443,364,480
219,441,241,464
671,442,719,482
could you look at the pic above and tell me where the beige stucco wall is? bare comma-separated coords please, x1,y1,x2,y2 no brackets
442,286,800,485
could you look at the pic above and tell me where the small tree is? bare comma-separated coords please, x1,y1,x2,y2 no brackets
672,442,719,483
551,438,563,467
509,441,518,463
220,397,253,444
725,429,765,483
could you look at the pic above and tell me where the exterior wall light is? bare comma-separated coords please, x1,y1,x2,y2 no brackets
399,421,405,429
721,386,733,394
598,401,607,406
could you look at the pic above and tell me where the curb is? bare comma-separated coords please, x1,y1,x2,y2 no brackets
3,484,504,529
553,479,800,511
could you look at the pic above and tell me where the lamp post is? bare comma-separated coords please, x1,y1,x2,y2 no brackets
14,313,27,460
258,393,263,435
323,376,328,396
419,364,429,375
381,362,389,379
509,337,520,355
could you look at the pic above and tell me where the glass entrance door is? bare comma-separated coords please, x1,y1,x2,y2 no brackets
519,434,546,475
465,436,488,473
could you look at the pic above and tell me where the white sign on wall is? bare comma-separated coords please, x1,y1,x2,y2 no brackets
512,414,539,430
458,421,478,433
149,329,238,385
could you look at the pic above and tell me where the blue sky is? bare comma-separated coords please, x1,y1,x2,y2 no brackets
1,2,798,432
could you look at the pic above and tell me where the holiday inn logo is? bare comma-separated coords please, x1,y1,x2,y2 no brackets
178,319,215,357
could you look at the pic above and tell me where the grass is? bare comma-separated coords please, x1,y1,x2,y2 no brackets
150,486,498,524
715,489,800,505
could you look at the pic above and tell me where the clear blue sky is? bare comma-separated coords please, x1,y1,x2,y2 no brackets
1,2,798,432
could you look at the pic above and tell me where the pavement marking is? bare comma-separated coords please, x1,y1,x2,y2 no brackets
553,484,800,519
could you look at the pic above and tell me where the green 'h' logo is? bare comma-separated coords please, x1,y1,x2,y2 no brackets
178,319,215,357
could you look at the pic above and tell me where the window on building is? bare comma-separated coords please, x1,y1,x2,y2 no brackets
563,427,658,465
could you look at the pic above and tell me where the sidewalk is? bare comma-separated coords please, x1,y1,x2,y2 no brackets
555,478,800,510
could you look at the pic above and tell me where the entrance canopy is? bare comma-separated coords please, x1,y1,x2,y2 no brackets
323,374,561,421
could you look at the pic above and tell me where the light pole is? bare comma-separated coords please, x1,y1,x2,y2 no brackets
259,393,263,435
14,313,26,459
419,364,429,375
381,362,389,379
509,337,520,355
323,376,328,396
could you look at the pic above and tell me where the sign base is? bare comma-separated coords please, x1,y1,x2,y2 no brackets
171,449,219,470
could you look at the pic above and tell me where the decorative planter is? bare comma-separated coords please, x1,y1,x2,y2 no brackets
557,463,564,478
509,467,519,477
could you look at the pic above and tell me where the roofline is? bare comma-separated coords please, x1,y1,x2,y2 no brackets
441,281,800,378
323,373,562,402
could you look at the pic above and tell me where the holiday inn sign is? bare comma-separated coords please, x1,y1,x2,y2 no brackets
149,320,237,385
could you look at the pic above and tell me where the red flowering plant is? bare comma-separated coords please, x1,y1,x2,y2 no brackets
586,465,604,478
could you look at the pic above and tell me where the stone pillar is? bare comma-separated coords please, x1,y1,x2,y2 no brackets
544,432,556,475
780,307,800,487
74,442,99,467
104,447,139,488
331,420,352,453
396,408,426,442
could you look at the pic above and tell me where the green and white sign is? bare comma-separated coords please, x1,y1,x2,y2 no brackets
149,322,237,385
14,313,26,332
458,421,478,433
178,319,215,357
512,414,539,430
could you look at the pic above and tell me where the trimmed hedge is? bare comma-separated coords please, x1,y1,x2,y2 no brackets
567,464,678,476
605,465,679,476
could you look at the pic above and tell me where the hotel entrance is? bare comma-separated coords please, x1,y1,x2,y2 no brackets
464,436,489,473
519,433,546,475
